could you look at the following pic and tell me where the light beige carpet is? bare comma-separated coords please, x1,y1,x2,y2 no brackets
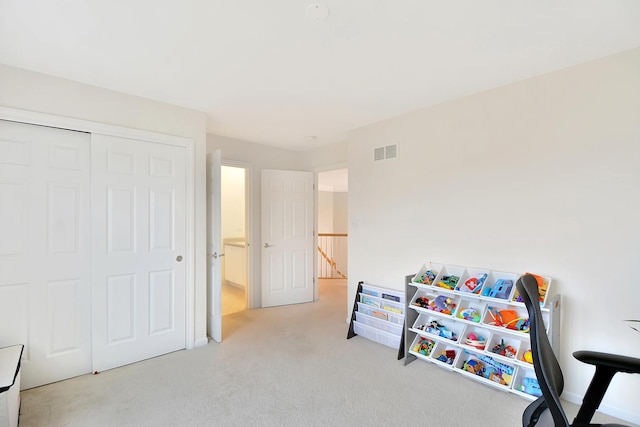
19,280,636,426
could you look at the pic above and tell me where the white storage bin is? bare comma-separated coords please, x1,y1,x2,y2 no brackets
432,264,465,291
455,351,515,388
411,315,465,343
486,334,522,361
412,262,443,286
430,341,459,367
456,350,487,379
353,321,401,349
455,299,488,323
456,268,490,294
409,288,460,316
517,346,534,367
482,303,531,334
459,326,492,352
512,366,542,399
481,271,519,300
511,274,552,307
409,335,436,361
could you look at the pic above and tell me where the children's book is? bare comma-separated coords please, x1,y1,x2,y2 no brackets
361,295,381,308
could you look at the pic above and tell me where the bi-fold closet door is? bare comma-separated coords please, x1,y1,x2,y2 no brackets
0,120,187,389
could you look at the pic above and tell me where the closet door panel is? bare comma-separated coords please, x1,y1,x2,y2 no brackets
91,134,187,372
0,120,92,389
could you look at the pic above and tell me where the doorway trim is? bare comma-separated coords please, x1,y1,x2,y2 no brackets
0,106,197,349
221,159,253,309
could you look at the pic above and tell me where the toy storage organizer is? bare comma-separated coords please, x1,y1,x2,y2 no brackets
347,282,405,352
404,263,561,401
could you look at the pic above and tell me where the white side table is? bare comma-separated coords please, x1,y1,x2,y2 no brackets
0,345,23,427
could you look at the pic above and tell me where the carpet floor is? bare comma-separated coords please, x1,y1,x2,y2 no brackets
18,280,635,426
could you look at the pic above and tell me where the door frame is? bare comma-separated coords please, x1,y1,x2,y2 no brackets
221,159,252,309
0,106,197,349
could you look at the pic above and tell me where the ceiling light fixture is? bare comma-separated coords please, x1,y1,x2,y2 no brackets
306,4,330,21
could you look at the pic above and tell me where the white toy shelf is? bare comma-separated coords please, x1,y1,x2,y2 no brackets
403,263,561,400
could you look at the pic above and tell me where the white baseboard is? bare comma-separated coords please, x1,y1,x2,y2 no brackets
194,337,209,348
563,391,640,426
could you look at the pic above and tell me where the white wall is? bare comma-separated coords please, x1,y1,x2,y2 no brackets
0,63,209,346
318,191,334,233
221,166,245,239
318,191,348,234
298,140,348,171
347,47,640,423
332,192,348,234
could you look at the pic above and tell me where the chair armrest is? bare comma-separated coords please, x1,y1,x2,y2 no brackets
573,350,640,374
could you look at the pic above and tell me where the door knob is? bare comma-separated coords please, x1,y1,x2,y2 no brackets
176,255,183,262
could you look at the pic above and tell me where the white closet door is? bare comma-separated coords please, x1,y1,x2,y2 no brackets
91,134,186,372
0,120,92,389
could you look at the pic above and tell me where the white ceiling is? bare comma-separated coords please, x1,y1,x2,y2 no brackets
1,1,639,151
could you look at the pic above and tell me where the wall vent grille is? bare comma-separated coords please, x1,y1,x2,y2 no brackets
373,144,398,161
385,144,397,159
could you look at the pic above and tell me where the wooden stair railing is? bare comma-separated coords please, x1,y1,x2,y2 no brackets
318,233,347,279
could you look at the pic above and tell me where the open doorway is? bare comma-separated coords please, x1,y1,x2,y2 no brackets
221,164,249,316
317,168,348,293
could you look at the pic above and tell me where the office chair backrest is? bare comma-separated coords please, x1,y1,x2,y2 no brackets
517,274,570,426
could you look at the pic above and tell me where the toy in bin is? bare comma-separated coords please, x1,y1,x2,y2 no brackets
457,307,481,322
477,355,514,386
430,295,456,314
464,333,486,350
458,273,487,294
491,338,517,358
416,269,437,285
487,307,530,332
436,275,460,290
521,349,533,364
512,273,548,304
412,337,435,356
416,320,458,341
518,377,542,397
482,279,514,299
413,296,430,308
463,358,484,376
436,349,456,365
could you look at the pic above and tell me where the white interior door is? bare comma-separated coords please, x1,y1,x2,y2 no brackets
0,120,92,389
206,151,222,342
261,169,314,307
91,134,186,372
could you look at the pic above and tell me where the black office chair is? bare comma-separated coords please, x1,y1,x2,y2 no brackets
516,274,640,427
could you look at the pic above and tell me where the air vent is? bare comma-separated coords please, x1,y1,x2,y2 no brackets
374,144,398,161
385,144,397,159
